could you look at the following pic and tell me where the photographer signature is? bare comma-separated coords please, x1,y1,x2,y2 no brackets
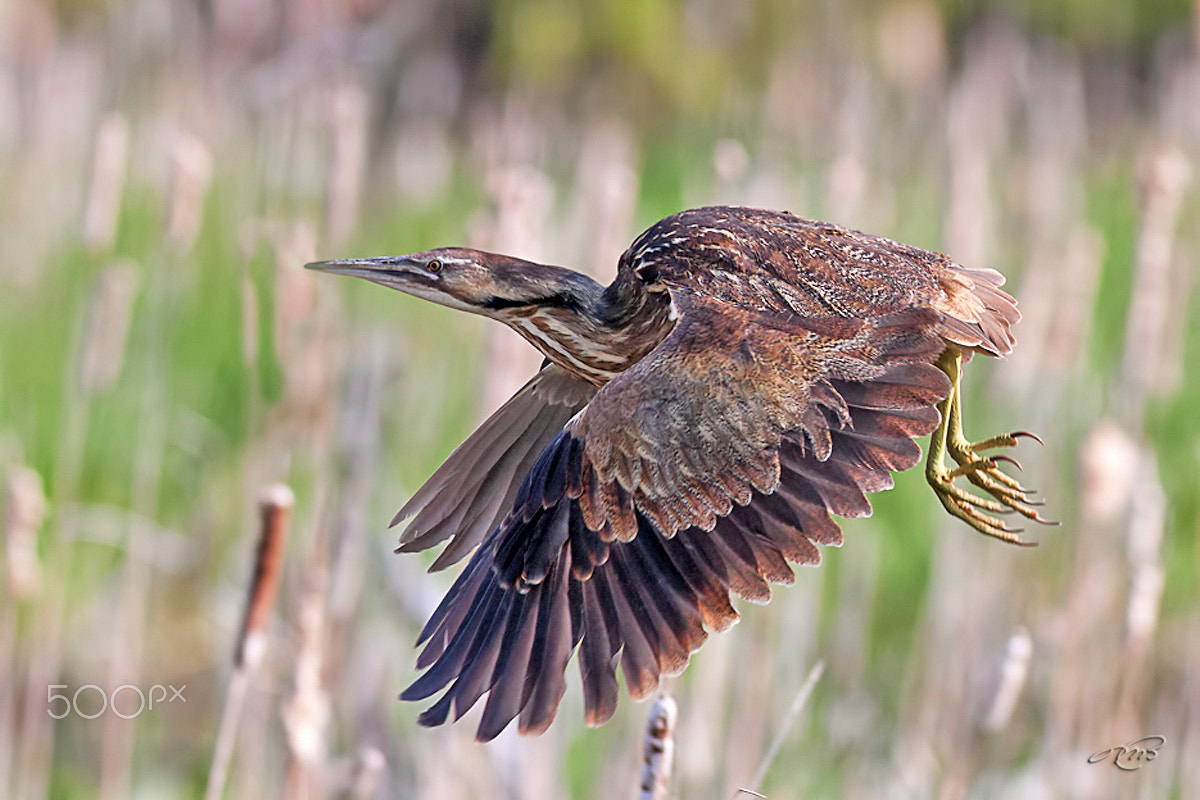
1087,736,1166,771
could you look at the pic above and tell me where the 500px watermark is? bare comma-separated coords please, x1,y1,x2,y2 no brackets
47,684,186,719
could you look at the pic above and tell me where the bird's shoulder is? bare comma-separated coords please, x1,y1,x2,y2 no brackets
620,205,953,318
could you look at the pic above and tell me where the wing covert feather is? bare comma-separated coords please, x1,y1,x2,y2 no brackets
571,294,945,538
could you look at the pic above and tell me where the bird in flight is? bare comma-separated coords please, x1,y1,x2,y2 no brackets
307,205,1052,741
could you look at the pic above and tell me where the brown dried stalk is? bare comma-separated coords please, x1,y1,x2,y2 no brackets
205,483,294,800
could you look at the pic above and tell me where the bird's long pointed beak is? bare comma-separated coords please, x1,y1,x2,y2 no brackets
305,257,412,280
305,257,434,296
305,254,484,313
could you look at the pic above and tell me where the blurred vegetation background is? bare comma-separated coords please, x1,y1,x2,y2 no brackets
1,0,1198,798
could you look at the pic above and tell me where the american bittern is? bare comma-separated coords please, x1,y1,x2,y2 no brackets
308,205,1052,741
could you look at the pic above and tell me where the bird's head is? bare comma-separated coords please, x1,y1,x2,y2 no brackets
305,247,602,320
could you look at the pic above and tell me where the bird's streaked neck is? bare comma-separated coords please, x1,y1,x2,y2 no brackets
500,270,676,387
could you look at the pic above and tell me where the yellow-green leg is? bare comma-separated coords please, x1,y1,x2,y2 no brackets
925,349,1055,544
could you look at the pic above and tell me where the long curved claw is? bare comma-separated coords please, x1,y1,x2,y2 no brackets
952,455,1056,526
989,454,1023,471
951,445,1057,527
930,476,1035,545
927,349,1056,542
1010,430,1045,446
929,459,1048,540
971,431,1044,452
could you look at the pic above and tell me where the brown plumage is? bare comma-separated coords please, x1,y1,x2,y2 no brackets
307,205,1052,741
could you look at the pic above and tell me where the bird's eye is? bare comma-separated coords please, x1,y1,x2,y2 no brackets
427,259,443,273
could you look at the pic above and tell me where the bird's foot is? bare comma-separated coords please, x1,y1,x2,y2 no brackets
927,429,1056,544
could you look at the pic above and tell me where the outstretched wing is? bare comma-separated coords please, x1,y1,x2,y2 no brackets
402,292,951,740
393,364,595,570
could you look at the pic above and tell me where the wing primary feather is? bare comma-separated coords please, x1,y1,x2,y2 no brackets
735,491,822,565
568,502,610,580
518,554,574,734
476,585,541,741
722,512,796,585
521,500,571,588
447,590,516,719
540,434,576,508
707,519,773,603
810,425,921,473
404,570,499,698
608,545,679,671
632,520,712,653
415,686,455,728
413,544,493,653
578,573,622,726
654,527,739,631
603,549,664,698
778,452,872,518
771,481,845,547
